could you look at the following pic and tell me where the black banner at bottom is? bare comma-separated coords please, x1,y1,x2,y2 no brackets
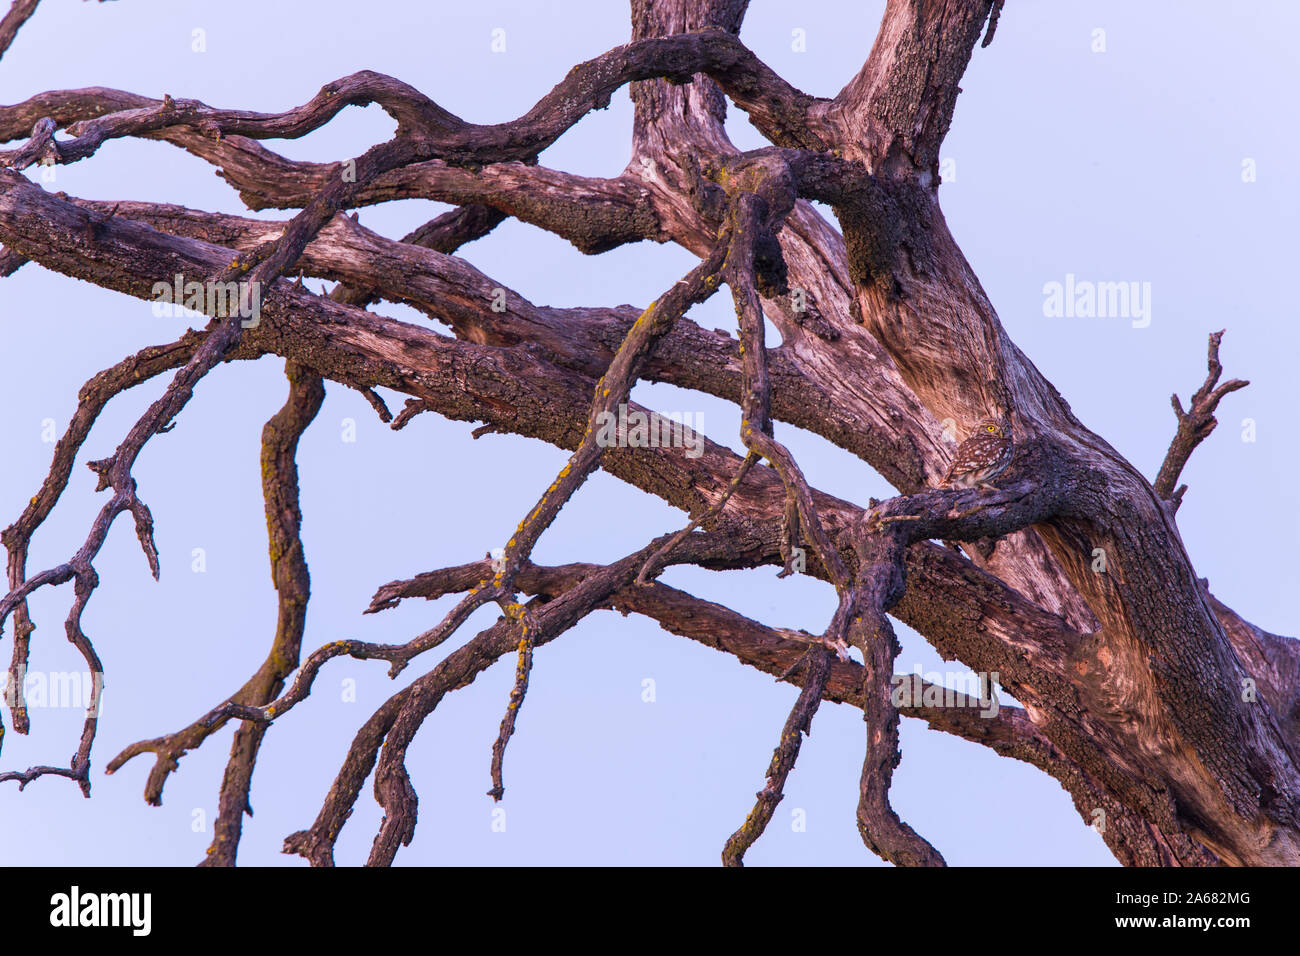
0,864,1283,942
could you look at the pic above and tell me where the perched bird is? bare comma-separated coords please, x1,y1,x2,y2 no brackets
939,417,1014,490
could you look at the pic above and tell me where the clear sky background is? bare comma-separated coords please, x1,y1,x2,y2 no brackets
0,1,1296,866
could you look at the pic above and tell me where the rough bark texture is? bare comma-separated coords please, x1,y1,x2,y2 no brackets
1,1,1296,867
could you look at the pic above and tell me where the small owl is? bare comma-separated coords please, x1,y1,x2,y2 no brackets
939,418,1013,490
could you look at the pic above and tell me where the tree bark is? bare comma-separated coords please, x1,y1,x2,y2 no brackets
0,0,1295,866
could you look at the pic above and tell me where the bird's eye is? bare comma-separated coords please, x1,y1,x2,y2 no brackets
986,425,997,434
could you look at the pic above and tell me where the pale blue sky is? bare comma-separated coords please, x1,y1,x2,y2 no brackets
0,1,1295,866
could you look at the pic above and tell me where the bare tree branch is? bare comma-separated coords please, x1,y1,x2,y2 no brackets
0,0,39,63
722,646,834,866
1154,329,1249,508
2,0,1297,869
200,362,324,867
2,330,203,737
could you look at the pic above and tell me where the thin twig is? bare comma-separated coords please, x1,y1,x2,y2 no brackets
636,451,759,586
722,646,833,866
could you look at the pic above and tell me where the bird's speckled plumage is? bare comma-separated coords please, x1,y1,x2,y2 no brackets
940,418,1013,489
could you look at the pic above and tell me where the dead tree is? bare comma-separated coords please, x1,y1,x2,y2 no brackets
0,0,1296,867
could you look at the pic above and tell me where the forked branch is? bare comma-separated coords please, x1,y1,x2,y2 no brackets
1154,329,1249,509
